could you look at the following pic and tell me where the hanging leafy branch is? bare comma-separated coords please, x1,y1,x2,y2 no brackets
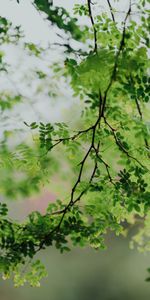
33,0,84,42
0,0,150,287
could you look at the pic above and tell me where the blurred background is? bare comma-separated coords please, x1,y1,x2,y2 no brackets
1,234,150,300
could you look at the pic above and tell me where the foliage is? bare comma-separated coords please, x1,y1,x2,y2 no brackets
0,0,150,287
33,0,84,41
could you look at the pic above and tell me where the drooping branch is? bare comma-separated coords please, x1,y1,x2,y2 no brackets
22,0,146,258
37,90,106,250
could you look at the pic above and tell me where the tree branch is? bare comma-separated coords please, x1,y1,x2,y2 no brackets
87,0,98,53
107,0,115,22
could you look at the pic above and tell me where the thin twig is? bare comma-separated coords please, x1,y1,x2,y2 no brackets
103,116,147,169
130,75,150,153
87,0,98,53
102,1,132,116
107,0,115,22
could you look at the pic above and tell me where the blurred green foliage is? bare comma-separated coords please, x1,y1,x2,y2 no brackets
0,0,150,287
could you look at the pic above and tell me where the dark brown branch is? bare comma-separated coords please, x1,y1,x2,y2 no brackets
87,0,98,53
48,92,104,214
107,0,115,22
70,142,93,203
45,93,105,235
43,125,94,154
35,2,133,253
135,98,142,119
135,98,150,153
92,143,116,186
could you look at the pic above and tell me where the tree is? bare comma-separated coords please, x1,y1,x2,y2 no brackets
0,0,150,286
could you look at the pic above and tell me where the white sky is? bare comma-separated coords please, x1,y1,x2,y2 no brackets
0,0,132,44
0,0,86,44
0,0,141,139
0,0,82,135
0,0,55,44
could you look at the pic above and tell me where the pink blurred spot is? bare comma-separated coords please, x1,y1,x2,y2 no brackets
22,189,56,217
